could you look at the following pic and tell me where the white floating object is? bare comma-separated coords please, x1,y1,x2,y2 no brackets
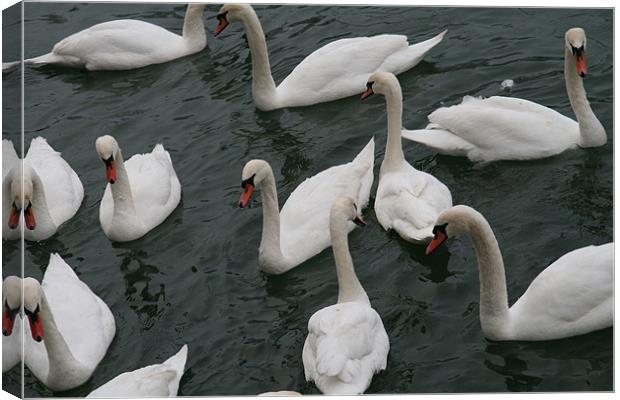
501,79,515,90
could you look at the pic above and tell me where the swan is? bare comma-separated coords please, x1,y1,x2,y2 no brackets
214,3,447,111
238,138,374,274
87,345,188,397
95,135,181,242
402,27,607,162
2,276,22,373
426,205,613,341
2,138,84,242
302,197,389,394
3,4,206,71
362,72,452,243
4,253,116,391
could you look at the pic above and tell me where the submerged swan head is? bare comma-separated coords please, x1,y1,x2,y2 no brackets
425,205,480,254
7,167,36,231
95,135,119,184
2,276,21,336
361,71,400,100
23,277,44,342
239,159,272,208
330,197,366,228
565,27,587,77
214,3,253,36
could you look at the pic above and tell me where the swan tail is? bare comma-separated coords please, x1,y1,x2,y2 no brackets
380,29,447,75
402,128,472,157
164,344,188,371
352,137,375,167
3,53,64,71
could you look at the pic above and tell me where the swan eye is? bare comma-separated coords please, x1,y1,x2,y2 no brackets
24,304,40,321
432,223,448,236
102,155,113,165
4,300,16,320
366,81,374,89
217,11,228,22
571,45,584,56
241,173,255,188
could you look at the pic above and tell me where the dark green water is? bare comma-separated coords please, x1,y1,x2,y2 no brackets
2,2,613,396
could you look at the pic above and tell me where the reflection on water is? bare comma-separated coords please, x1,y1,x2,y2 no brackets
484,342,543,392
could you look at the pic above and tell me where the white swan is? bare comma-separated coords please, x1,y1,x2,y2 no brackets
214,4,447,111
302,197,389,394
2,138,84,242
238,139,374,274
2,276,22,373
6,253,116,391
87,345,188,397
402,27,607,162
96,135,181,242
426,205,613,341
362,72,452,243
3,4,206,71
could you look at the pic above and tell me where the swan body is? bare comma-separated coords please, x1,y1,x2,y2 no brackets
215,4,447,110
403,27,607,162
427,205,613,341
363,72,452,243
2,138,84,241
302,197,389,394
87,345,188,397
6,254,116,391
2,276,22,373
238,139,374,274
3,4,206,71
96,135,181,242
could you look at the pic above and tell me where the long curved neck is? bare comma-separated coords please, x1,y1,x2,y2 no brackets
240,8,278,109
382,86,405,171
110,149,137,219
564,47,606,147
463,210,509,336
257,169,285,267
27,167,55,231
331,216,369,305
38,287,89,389
182,5,206,49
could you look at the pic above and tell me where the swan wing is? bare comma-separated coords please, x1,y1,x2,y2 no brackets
378,29,447,75
87,345,187,398
40,253,116,371
375,165,452,242
25,137,84,226
2,139,19,181
279,139,374,264
52,20,187,70
510,243,613,339
303,302,389,394
414,96,579,162
125,144,181,232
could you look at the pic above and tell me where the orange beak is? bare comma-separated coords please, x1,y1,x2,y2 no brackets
214,14,229,36
576,54,587,78
104,158,116,184
361,87,374,100
239,183,254,208
23,204,36,230
426,230,447,255
8,203,20,229
2,308,16,336
27,310,43,342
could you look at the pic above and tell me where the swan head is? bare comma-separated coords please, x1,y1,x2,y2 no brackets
239,159,272,208
95,135,119,184
426,205,479,255
361,72,400,100
2,276,21,336
23,277,44,342
7,167,36,231
215,4,253,36
330,197,366,228
565,27,587,77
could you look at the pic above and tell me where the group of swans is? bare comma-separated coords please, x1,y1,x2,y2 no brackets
2,254,188,396
2,136,181,243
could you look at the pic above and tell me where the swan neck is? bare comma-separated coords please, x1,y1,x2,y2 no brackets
564,47,606,147
26,166,55,231
465,212,510,331
383,87,405,169
258,169,284,267
110,149,137,218
182,5,206,49
241,9,278,109
38,287,86,385
331,217,369,305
